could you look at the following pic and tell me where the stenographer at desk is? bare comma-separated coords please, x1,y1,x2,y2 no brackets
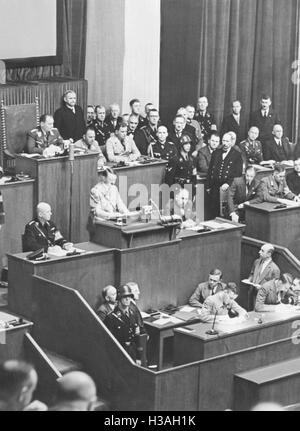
23,202,74,253
90,167,137,220
254,273,300,312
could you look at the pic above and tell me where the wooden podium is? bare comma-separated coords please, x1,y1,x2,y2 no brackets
15,153,99,243
245,202,300,251
90,219,178,249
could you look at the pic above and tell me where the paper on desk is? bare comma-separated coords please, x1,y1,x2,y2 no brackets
274,304,300,315
277,199,300,207
141,311,150,319
154,316,184,326
180,305,197,313
242,279,260,288
19,153,41,158
202,221,224,229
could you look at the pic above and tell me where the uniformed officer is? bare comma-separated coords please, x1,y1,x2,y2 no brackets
170,135,197,190
194,96,217,144
104,285,147,362
27,114,69,155
92,105,111,147
23,202,72,252
135,109,160,155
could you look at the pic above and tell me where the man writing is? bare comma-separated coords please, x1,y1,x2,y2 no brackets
257,164,299,203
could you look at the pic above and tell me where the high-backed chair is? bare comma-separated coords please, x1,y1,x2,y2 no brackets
0,97,40,171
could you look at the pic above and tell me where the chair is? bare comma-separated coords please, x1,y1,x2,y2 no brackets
0,97,40,171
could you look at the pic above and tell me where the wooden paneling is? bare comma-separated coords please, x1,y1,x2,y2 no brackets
31,276,157,411
15,153,99,243
0,180,34,271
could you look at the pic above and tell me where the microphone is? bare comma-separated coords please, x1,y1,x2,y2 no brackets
206,305,225,335
149,198,162,221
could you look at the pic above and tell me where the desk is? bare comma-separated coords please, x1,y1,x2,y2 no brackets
174,308,300,366
15,152,99,243
245,202,300,249
0,179,34,271
91,219,178,249
144,308,200,370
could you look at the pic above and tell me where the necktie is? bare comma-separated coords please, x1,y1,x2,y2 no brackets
278,140,281,147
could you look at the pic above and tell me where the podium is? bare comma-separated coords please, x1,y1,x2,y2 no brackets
90,219,178,249
15,153,99,243
245,202,300,251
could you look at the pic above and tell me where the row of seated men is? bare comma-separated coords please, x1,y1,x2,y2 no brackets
0,360,107,411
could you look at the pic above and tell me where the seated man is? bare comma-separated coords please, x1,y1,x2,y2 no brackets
95,285,117,321
197,132,220,174
257,163,299,203
0,360,47,411
227,166,261,222
90,167,130,220
286,158,300,197
264,124,293,162
87,105,95,126
246,243,280,287
255,273,293,312
74,127,106,169
104,285,147,362
27,114,69,156
166,188,195,227
23,202,73,252
281,277,300,305
106,122,141,163
127,282,144,327
189,268,226,308
105,103,123,134
198,283,248,323
238,126,263,167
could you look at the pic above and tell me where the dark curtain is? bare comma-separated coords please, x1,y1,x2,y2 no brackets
160,0,298,139
6,0,87,81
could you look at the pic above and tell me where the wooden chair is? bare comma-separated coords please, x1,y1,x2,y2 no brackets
0,97,40,171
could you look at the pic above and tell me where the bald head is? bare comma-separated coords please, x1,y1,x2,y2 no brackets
259,243,275,260
37,202,52,223
251,402,284,411
56,372,97,406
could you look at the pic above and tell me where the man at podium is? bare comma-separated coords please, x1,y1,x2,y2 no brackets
90,167,130,220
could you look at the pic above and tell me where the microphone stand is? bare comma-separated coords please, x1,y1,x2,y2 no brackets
206,308,219,335
68,142,74,242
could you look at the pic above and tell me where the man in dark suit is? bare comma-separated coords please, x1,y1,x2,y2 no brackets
249,94,281,144
206,133,243,218
168,114,197,156
286,158,300,196
264,124,293,162
95,285,117,321
105,103,123,135
135,109,160,155
227,166,260,222
197,132,220,173
221,100,246,144
54,90,86,142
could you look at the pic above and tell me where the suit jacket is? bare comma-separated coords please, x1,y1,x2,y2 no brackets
255,279,281,312
134,125,157,155
249,108,281,143
54,105,86,141
227,177,260,215
249,258,280,285
264,137,293,162
207,148,243,188
197,146,215,173
286,171,300,196
221,113,246,144
257,175,295,203
96,302,115,321
189,281,226,308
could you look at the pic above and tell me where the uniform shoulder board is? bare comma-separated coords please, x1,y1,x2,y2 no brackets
30,128,38,133
28,220,36,226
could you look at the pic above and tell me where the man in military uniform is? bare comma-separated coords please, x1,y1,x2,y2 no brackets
149,125,178,185
207,132,243,218
170,135,197,192
168,114,197,156
104,285,147,362
194,96,217,145
238,126,264,167
257,164,299,204
23,202,72,252
87,105,95,126
135,109,160,155
129,99,146,130
27,114,68,155
92,105,110,148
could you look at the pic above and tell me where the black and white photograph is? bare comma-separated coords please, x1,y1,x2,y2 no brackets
0,0,300,415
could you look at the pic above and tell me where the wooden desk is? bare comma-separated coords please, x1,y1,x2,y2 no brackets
91,219,177,249
15,153,99,243
0,178,34,271
245,202,300,249
174,309,300,366
144,308,200,370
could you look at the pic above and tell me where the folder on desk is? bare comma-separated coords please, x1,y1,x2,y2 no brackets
172,311,198,322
